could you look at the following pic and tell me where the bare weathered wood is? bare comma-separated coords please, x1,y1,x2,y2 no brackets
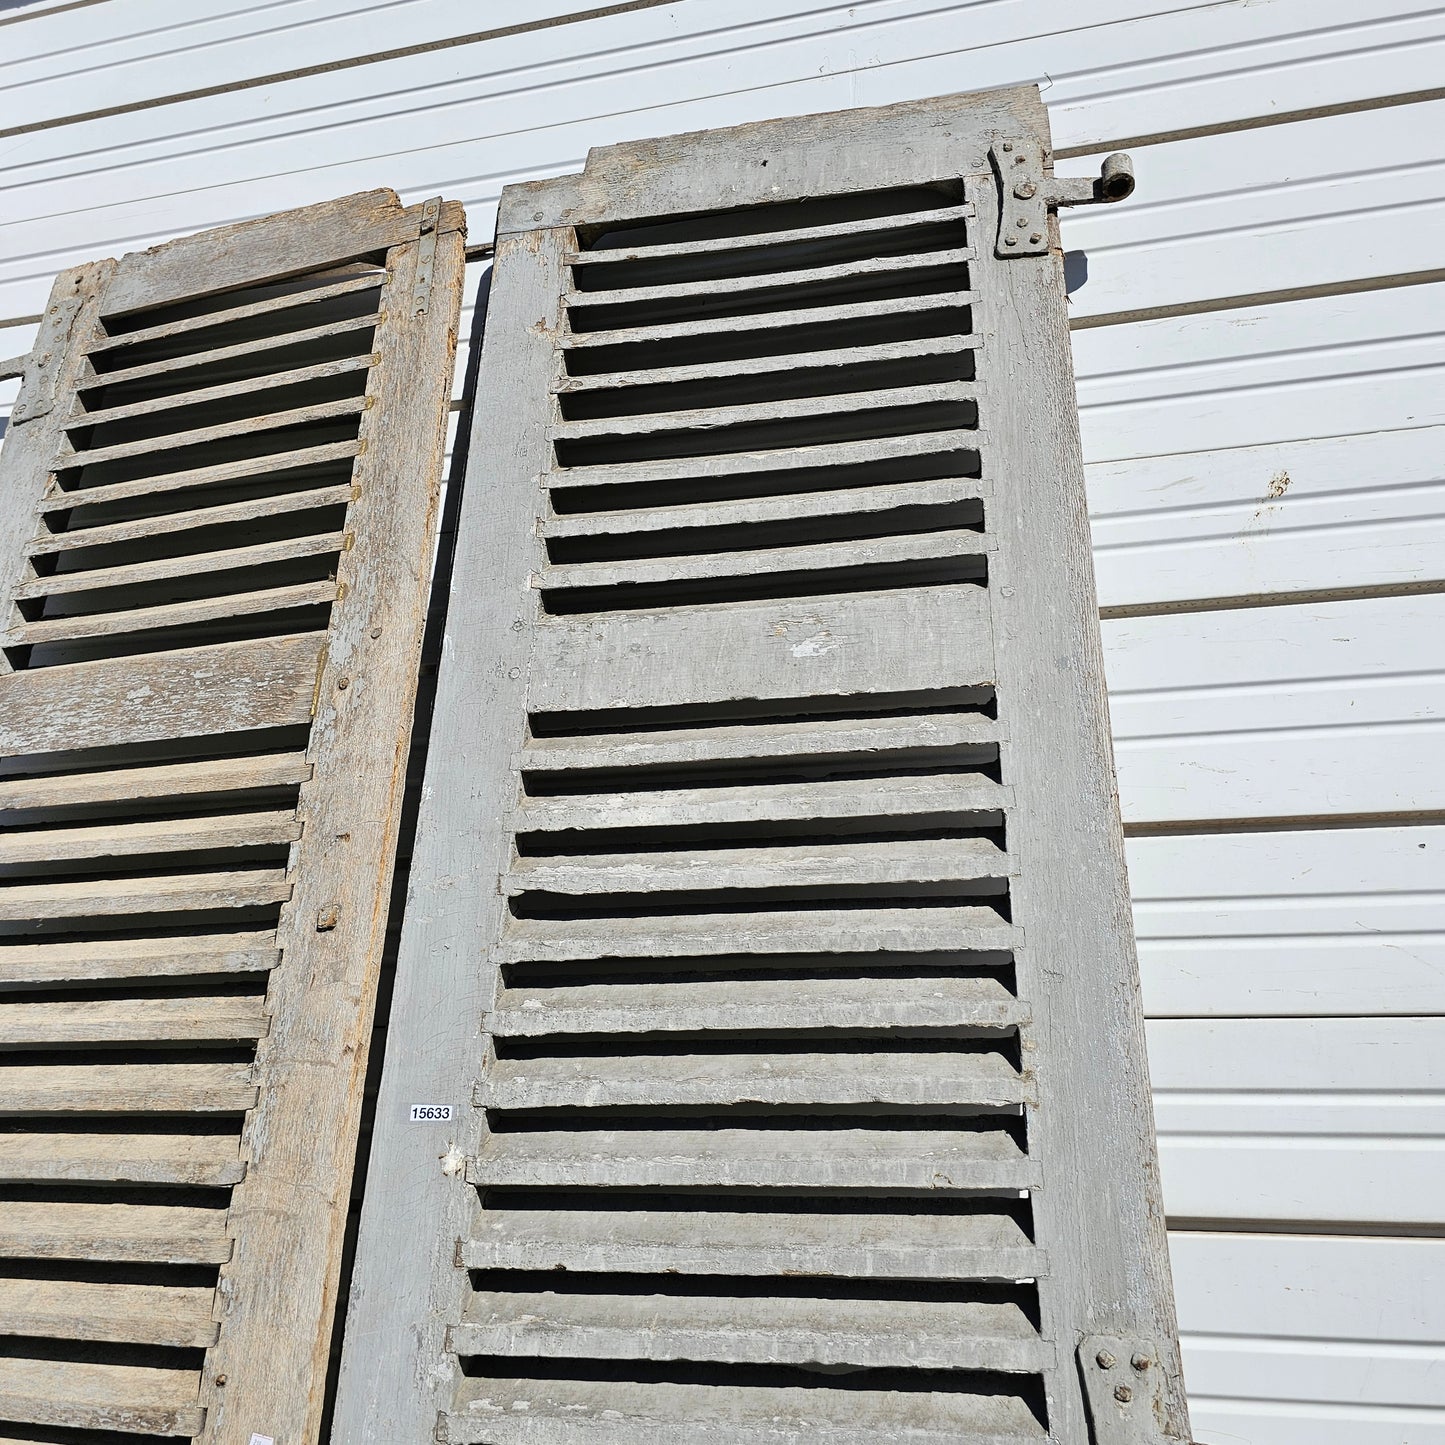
0,809,299,864
89,311,380,388
1,189,465,1445
101,190,463,317
38,438,360,514
0,754,310,813
0,1358,204,1437
196,226,464,1445
16,531,345,600
0,869,290,921
0,1277,219,1348
0,633,322,756
0,1062,259,1113
69,352,374,429
86,271,384,355
0,264,114,679
0,1131,245,1186
0,1198,231,1263
31,481,355,555
0,997,268,1045
0,933,278,987
3,579,338,647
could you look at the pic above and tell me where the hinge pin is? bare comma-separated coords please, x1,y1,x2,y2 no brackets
989,140,1136,257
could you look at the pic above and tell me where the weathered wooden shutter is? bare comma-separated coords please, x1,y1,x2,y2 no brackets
336,88,1189,1445
0,191,464,1444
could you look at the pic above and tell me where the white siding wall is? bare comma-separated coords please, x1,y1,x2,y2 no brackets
3,2,1442,1439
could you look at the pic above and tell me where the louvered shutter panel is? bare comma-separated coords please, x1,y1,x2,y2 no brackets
337,88,1190,1445
0,191,464,1444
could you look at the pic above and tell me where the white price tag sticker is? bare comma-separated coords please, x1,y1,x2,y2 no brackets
408,1104,453,1122
249,1435,276,1445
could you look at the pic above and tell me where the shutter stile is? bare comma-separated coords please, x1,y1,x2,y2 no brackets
336,91,1188,1445
0,192,464,1442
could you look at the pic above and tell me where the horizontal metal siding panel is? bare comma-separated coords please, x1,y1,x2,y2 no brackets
1102,594,1445,825
1128,826,1445,1016
1088,424,1445,611
1073,280,1445,464
1170,1232,1445,1443
1150,1018,1445,1225
1,0,1440,321
0,0,607,130
1062,99,1445,321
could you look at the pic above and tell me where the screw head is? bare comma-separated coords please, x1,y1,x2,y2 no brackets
1131,1353,1152,1371
1004,236,1019,246
1002,141,1013,152
1095,1349,1117,1370
1013,181,1037,200
1016,217,1028,227
1029,233,1042,243
970,157,984,168
1114,1384,1133,1404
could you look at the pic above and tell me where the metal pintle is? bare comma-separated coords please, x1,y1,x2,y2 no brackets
990,139,1135,257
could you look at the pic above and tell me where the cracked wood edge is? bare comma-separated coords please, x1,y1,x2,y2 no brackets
194,226,464,1445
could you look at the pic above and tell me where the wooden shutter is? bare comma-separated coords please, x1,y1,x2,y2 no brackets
0,191,464,1444
336,88,1190,1445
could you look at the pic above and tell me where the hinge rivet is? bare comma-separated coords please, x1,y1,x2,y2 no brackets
1114,1385,1133,1404
1013,181,1037,199
1131,1353,1152,1371
1029,233,1041,243
1095,1350,1116,1369
1004,236,1019,246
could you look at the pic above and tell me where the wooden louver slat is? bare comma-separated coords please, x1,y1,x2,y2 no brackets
335,87,1190,1445
0,189,465,1444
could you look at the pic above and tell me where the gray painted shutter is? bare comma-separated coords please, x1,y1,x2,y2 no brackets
0,191,464,1444
337,88,1189,1445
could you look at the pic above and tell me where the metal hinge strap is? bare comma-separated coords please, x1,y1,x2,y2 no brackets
412,195,443,316
1078,1335,1188,1445
990,140,1135,257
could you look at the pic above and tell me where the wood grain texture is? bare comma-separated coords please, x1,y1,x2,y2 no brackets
0,633,323,756
969,170,1189,1439
0,262,112,676
337,82,1186,1445
100,189,464,317
333,227,565,1445
195,226,463,1445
